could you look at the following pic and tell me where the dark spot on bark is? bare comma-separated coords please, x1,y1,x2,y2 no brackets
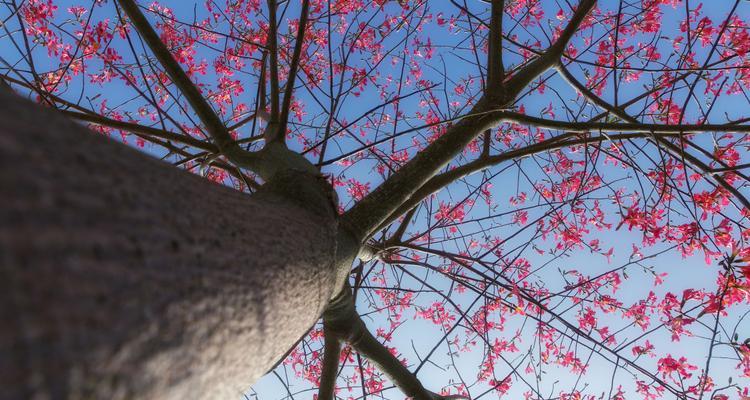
130,240,144,259
170,240,180,252
55,194,69,207
92,244,103,260
74,153,88,166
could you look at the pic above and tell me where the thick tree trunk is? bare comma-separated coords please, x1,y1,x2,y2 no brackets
0,90,339,399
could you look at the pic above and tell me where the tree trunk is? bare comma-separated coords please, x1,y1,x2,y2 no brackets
0,89,339,399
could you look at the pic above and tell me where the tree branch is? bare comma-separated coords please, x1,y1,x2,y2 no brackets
389,206,417,244
63,111,218,152
368,58,750,233
555,62,631,120
498,112,750,134
118,0,317,179
2,76,262,183
340,0,598,243
556,62,750,209
118,1,240,155
117,1,267,168
341,99,506,241
370,131,642,233
504,0,596,98
486,0,504,91
323,286,465,400
266,0,281,124
277,0,310,143
344,107,750,242
259,50,268,118
317,325,341,400
371,108,750,233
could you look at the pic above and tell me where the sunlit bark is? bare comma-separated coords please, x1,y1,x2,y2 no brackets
0,90,341,399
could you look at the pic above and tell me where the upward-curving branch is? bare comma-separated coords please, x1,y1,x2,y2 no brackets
342,0,598,242
118,0,316,179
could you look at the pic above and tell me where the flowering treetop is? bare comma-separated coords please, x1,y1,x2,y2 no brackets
3,0,750,398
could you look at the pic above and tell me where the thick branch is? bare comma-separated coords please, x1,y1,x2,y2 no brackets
555,62,633,121
486,0,504,90
370,131,650,233
323,288,461,400
504,0,596,98
118,1,240,155
341,0,598,242
374,113,750,232
266,0,280,123
277,0,310,142
317,326,342,400
371,58,750,233
119,0,316,179
349,319,435,400
341,100,505,241
346,106,750,241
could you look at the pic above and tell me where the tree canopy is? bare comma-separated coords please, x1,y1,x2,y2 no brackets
2,0,750,398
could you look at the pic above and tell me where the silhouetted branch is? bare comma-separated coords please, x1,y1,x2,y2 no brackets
341,0,598,242
486,0,504,91
317,324,341,400
63,111,218,152
323,286,468,400
266,0,280,124
277,0,310,144
117,0,267,172
504,0,597,98
556,62,750,210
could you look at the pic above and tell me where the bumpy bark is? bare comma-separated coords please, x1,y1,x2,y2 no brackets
0,90,340,399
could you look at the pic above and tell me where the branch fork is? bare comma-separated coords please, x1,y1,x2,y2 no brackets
318,284,469,400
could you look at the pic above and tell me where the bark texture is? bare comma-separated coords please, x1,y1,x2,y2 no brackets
0,89,339,399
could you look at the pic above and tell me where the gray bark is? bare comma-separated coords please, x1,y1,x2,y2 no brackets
0,89,340,399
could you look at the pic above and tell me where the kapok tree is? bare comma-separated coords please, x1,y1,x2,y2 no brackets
1,0,750,399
